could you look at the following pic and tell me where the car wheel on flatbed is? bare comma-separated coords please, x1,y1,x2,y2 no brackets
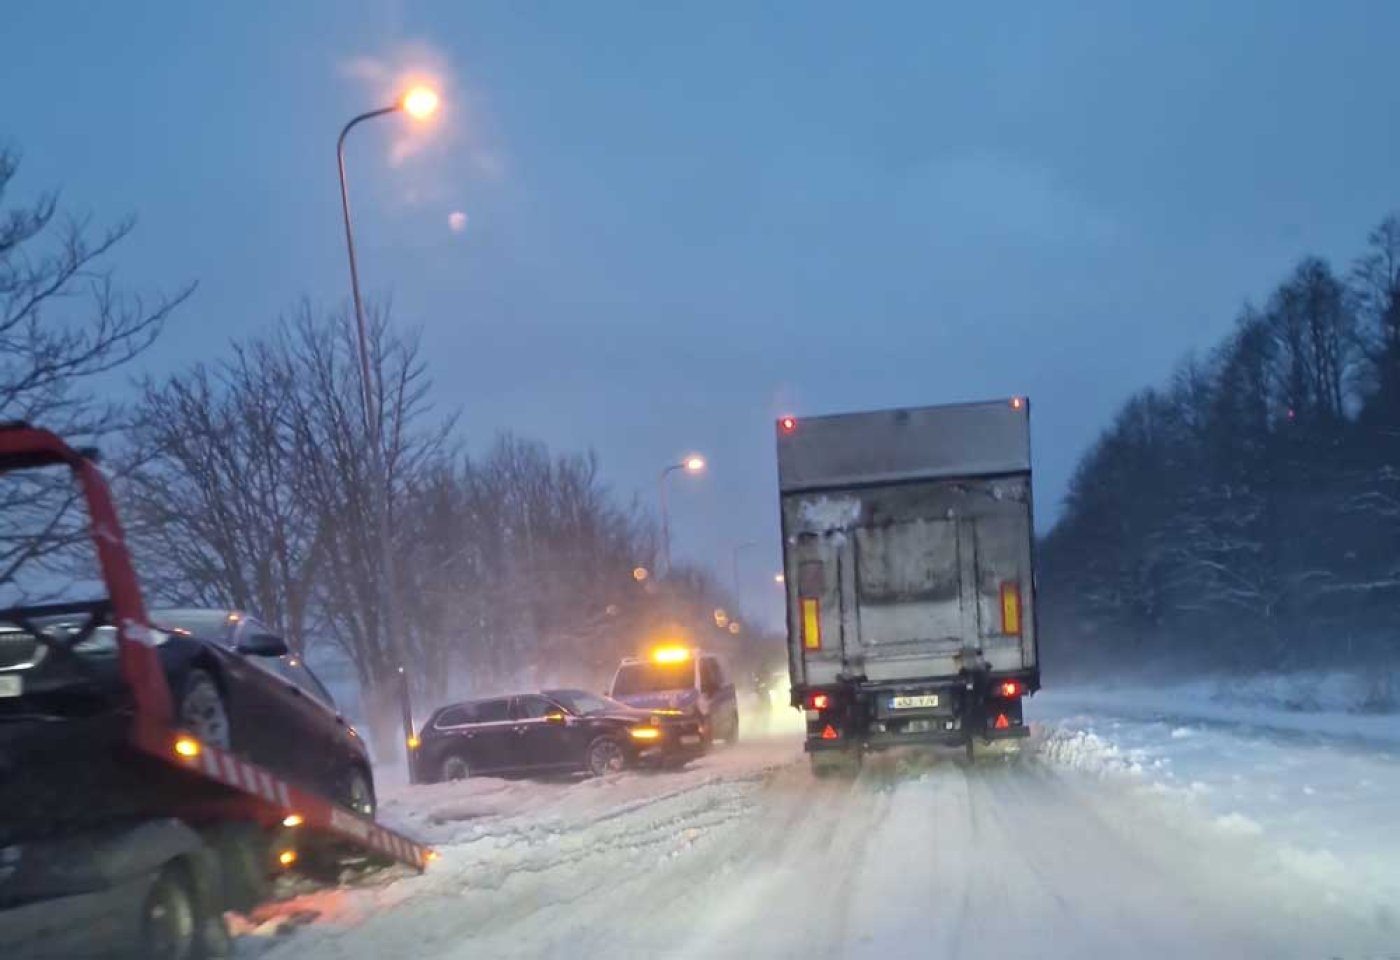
177,670,231,750
342,766,376,818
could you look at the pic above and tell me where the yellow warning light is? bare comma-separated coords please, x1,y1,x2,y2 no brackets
629,727,661,740
282,814,304,828
278,849,297,867
632,566,649,582
652,646,690,664
426,850,441,862
174,737,201,759
407,735,421,750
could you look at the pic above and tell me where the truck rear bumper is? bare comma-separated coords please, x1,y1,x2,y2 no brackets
807,724,1029,753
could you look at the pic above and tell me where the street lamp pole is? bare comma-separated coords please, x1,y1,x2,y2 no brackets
657,455,705,578
335,89,437,777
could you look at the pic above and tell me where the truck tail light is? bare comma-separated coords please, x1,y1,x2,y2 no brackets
820,724,839,740
994,713,1010,730
999,581,1022,636
805,691,830,711
801,597,822,650
997,680,1024,699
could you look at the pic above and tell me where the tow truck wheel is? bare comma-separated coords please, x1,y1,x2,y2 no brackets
141,865,198,960
586,737,626,777
441,754,472,781
177,669,231,750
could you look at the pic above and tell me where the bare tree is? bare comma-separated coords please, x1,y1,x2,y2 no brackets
0,148,190,603
125,337,322,650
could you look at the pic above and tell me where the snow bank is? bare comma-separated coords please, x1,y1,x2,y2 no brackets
1031,694,1400,920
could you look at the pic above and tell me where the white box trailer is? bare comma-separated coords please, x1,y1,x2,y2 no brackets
775,400,1039,775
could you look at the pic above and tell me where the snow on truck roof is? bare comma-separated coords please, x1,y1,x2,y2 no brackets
775,398,1031,493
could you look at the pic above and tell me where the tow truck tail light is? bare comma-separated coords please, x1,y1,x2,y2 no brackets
820,724,839,740
801,597,821,650
1000,581,1022,636
997,680,1024,699
994,713,1010,730
805,691,831,711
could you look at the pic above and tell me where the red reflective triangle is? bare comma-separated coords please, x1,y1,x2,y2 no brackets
994,713,1010,730
821,724,839,740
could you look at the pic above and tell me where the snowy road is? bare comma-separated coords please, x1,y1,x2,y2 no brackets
243,701,1399,960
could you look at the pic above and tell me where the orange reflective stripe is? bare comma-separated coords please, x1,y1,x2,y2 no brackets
801,597,822,650
1000,582,1022,636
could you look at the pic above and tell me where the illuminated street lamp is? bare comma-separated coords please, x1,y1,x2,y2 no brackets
335,85,440,778
657,454,705,576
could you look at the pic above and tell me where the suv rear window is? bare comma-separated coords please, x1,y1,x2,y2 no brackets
612,661,695,696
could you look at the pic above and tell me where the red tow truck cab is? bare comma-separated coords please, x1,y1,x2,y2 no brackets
0,424,432,959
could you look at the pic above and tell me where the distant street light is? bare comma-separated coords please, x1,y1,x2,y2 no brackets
336,85,440,778
657,454,706,576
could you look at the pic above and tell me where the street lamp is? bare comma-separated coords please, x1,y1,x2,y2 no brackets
335,85,439,777
657,454,705,577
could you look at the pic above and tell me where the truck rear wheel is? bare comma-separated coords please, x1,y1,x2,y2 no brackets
810,749,862,779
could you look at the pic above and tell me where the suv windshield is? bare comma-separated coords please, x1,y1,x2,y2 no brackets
612,661,695,696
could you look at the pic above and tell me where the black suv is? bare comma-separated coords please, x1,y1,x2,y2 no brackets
411,689,705,782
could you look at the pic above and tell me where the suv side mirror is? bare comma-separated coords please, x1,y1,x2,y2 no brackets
237,632,289,657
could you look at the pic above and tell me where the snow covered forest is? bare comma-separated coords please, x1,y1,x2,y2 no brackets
1042,213,1400,679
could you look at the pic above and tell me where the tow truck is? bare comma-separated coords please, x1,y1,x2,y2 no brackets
0,424,432,959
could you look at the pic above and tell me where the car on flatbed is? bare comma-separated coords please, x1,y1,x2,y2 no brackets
0,606,375,817
411,689,706,781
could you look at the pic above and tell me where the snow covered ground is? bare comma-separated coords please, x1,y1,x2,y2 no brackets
237,694,1400,959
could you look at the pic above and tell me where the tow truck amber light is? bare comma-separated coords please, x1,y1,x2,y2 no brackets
806,691,831,711
801,597,821,650
407,735,421,750
282,814,304,828
1000,582,1022,636
277,849,297,868
630,727,661,740
652,646,690,664
820,724,839,740
997,680,1024,698
173,736,201,759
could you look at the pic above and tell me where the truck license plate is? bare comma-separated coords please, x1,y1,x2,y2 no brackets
890,694,938,709
680,735,701,745
0,675,21,698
